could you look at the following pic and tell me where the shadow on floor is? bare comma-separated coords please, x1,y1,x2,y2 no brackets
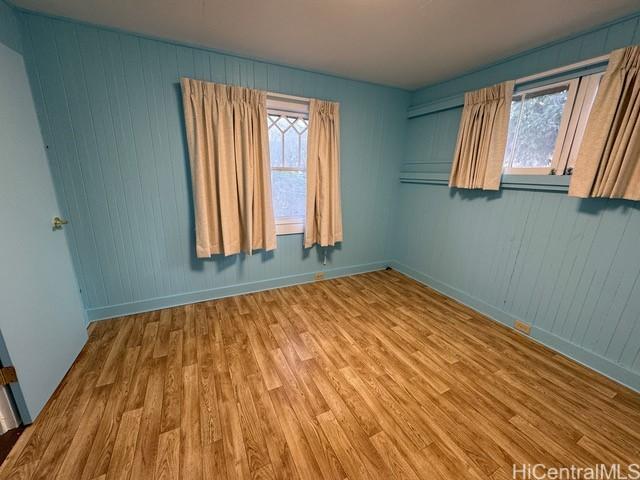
0,426,26,466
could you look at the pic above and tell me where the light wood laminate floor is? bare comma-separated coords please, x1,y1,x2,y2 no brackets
2,270,639,479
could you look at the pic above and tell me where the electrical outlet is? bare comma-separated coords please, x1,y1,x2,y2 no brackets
314,272,325,281
514,320,531,335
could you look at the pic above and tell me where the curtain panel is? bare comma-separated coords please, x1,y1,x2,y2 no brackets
569,45,640,200
305,99,343,248
449,81,514,190
180,78,276,257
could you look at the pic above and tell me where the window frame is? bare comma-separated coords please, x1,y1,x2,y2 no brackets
502,66,605,178
563,72,603,174
503,78,579,176
266,95,310,236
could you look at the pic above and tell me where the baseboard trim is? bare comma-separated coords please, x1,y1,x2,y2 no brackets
389,261,640,393
86,261,389,323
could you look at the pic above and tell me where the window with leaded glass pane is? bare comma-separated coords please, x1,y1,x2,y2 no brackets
267,98,309,235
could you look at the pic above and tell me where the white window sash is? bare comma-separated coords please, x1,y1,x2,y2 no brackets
275,216,304,235
267,96,310,236
503,78,579,176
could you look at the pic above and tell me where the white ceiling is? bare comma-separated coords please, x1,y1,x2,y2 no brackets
11,0,640,89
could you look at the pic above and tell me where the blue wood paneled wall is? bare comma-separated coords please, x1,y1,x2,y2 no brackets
0,0,21,54
394,12,640,389
17,12,409,320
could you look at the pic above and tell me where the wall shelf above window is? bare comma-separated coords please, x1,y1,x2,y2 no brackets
399,171,571,192
402,53,611,190
407,54,609,119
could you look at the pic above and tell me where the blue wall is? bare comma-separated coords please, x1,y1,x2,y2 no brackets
17,11,409,321
393,12,640,390
0,0,21,53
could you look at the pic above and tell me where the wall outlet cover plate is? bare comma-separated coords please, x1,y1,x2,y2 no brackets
514,320,532,335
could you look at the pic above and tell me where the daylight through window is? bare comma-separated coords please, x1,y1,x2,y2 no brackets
267,97,309,235
503,72,603,176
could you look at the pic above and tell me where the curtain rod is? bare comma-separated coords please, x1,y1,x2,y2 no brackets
515,54,609,85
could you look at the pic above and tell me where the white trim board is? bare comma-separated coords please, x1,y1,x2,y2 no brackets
389,261,640,393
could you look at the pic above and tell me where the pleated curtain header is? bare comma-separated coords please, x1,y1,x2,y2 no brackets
449,80,514,190
181,77,343,257
463,83,511,105
305,99,343,248
181,78,267,106
569,45,640,200
181,77,275,257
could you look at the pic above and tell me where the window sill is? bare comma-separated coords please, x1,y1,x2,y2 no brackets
276,220,304,235
501,174,570,192
399,172,571,192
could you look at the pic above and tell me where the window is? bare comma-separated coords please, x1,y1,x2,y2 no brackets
503,72,603,176
267,96,309,235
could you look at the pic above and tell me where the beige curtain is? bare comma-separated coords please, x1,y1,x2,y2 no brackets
449,81,514,190
569,46,640,200
181,78,276,257
305,99,343,248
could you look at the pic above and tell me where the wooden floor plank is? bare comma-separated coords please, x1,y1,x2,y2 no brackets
105,407,143,480
53,385,111,480
316,410,373,480
28,370,102,480
370,430,420,480
154,428,180,480
2,270,639,480
179,364,201,480
128,358,166,480
160,330,183,434
80,346,141,480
